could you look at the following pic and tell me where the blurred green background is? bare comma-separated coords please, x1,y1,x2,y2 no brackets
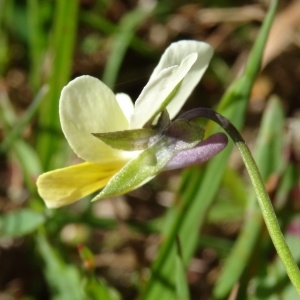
1,0,300,299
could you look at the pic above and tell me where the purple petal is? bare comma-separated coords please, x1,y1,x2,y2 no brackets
163,132,228,170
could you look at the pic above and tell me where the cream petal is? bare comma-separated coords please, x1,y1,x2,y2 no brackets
60,76,130,163
36,162,124,208
131,53,197,128
115,93,134,123
156,41,213,119
132,41,213,128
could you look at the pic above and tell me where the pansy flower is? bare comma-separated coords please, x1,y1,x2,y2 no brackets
37,40,227,208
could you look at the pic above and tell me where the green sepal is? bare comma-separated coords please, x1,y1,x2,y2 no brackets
92,136,175,201
166,119,205,147
93,109,171,151
93,128,158,151
153,108,171,130
92,119,205,201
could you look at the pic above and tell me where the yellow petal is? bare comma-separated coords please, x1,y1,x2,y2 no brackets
36,162,124,208
60,76,130,163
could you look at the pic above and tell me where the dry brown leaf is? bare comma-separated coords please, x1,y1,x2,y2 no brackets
263,1,300,67
197,5,265,25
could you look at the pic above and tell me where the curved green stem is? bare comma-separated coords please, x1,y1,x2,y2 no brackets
179,108,300,295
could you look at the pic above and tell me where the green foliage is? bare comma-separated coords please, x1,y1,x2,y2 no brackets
175,238,190,300
36,234,86,300
140,1,279,299
36,0,79,171
84,277,121,300
0,209,45,239
2,0,300,299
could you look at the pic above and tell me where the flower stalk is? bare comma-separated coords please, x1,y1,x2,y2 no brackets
179,107,300,295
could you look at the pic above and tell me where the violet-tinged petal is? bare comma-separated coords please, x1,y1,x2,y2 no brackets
163,132,228,170
92,119,207,200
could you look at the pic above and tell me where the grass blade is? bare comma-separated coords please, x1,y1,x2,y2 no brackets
36,233,86,300
141,1,278,299
36,0,79,171
102,7,152,88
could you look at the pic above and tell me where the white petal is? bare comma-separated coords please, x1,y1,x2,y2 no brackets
115,93,134,122
131,53,197,128
131,41,213,128
156,41,213,119
60,76,130,163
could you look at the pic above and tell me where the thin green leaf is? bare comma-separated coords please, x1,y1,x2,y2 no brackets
36,233,86,300
36,0,79,171
275,164,299,209
27,0,47,90
79,11,156,58
175,237,190,300
78,245,121,300
102,7,153,88
207,167,248,223
0,86,47,153
0,83,43,190
0,209,45,239
141,1,278,299
12,140,43,190
85,277,121,300
249,231,300,300
0,28,9,74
